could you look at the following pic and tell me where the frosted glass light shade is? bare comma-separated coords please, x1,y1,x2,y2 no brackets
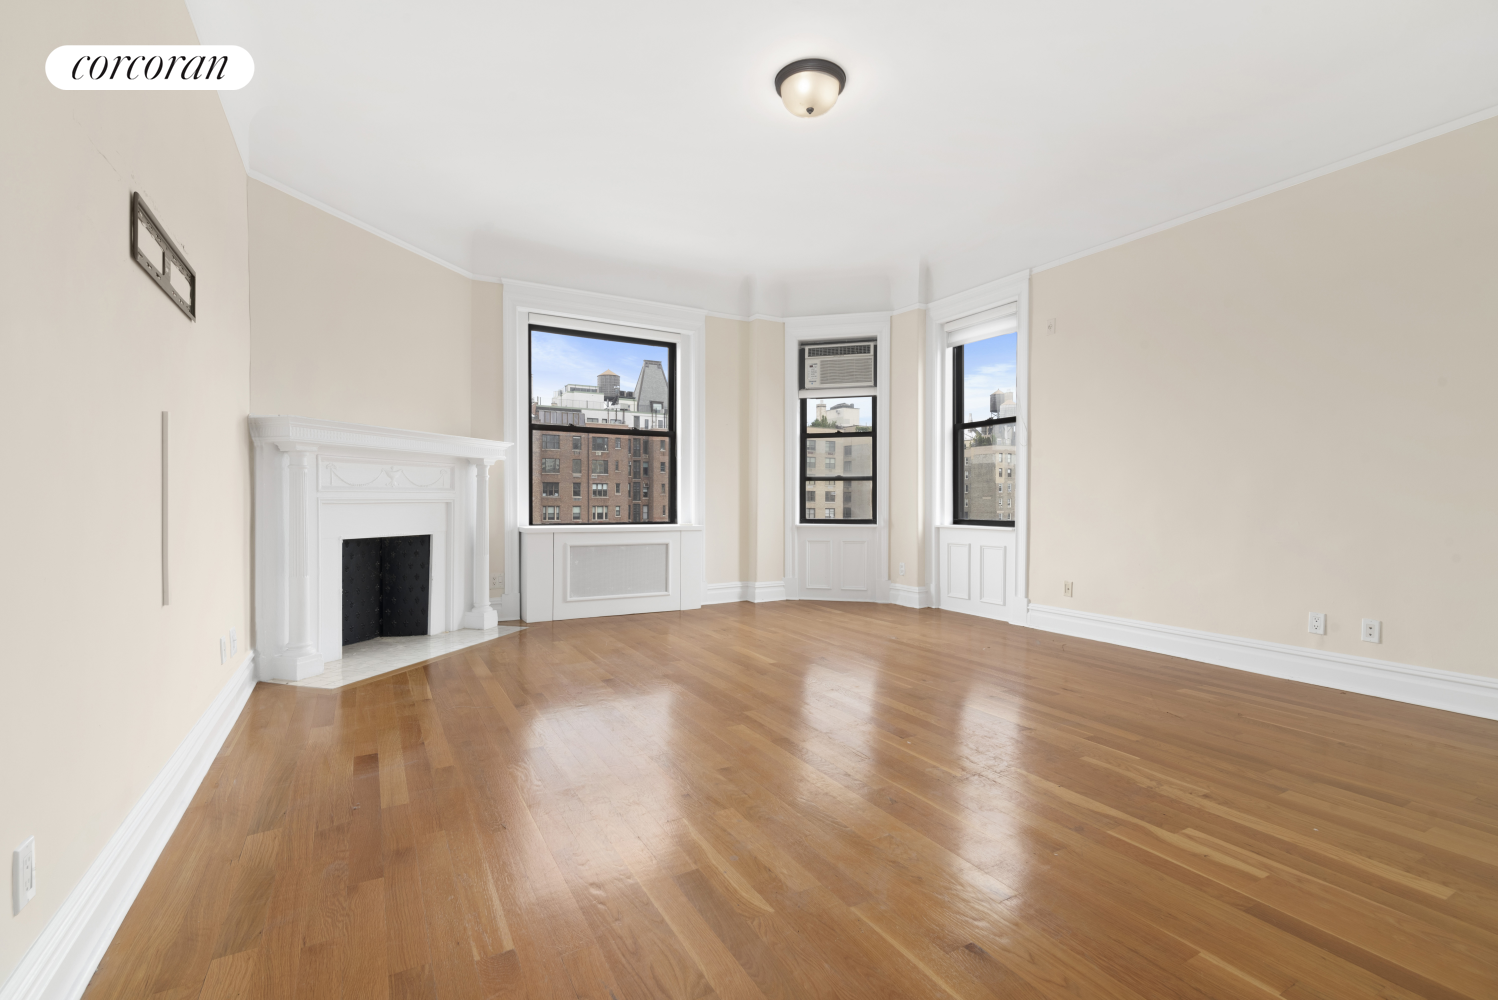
775,59,845,118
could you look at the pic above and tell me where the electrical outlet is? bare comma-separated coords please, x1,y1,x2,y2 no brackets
219,637,227,664
490,574,500,587
1361,618,1381,643
229,628,238,656
899,562,906,577
1046,318,1058,335
13,837,35,915
1063,581,1073,597
1308,612,1326,636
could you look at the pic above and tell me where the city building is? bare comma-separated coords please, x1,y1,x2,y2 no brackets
530,368,671,523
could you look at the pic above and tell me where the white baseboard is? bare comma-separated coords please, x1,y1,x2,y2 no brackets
887,583,931,609
703,581,788,605
749,581,786,603
704,582,752,605
1026,605,1498,721
0,654,258,1000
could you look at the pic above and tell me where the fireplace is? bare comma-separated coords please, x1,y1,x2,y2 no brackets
342,535,431,644
251,415,510,682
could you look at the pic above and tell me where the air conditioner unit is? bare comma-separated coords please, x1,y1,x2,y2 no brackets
801,341,875,389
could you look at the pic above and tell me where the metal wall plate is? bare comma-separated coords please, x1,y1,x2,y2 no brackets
130,192,195,320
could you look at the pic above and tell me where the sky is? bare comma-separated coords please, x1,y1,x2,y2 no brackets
530,329,670,403
962,332,1017,421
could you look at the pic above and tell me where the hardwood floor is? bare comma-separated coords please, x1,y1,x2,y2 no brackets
86,603,1498,1000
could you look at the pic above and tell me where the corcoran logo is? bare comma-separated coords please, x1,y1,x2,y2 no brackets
46,45,254,90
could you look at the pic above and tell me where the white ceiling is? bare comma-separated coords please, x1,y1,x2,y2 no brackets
189,0,1498,316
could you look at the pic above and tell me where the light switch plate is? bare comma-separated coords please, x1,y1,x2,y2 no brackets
13,837,35,915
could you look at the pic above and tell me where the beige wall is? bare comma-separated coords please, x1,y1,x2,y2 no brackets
0,0,254,981
888,310,926,587
248,180,476,436
704,317,785,586
706,318,749,584
1030,117,1498,678
470,281,507,598
747,319,786,584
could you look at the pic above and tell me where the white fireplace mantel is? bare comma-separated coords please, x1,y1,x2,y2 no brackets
250,415,511,682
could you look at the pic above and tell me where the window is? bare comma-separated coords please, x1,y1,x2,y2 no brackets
530,324,676,525
800,396,874,523
952,331,1017,526
542,506,560,521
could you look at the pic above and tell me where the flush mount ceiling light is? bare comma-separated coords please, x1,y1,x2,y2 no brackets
775,58,845,118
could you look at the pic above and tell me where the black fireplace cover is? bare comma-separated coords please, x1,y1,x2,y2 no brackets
342,534,430,644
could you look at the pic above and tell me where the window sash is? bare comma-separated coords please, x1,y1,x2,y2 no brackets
798,397,877,525
527,322,677,526
952,341,1016,527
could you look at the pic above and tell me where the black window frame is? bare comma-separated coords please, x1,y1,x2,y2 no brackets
798,396,876,525
952,341,1016,527
528,323,677,526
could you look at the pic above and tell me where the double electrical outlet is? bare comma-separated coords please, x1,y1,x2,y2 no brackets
218,627,239,665
1308,612,1381,643
13,837,35,915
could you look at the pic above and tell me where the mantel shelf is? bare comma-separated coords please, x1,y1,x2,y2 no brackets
250,414,512,461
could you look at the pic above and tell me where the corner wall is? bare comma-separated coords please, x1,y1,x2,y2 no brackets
888,309,926,589
1029,116,1498,679
0,0,253,981
704,317,785,590
247,179,477,437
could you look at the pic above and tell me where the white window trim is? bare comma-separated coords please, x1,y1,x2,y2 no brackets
783,312,892,602
924,270,1031,620
500,280,707,621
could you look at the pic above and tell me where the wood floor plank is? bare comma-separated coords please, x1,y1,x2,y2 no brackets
87,604,1498,999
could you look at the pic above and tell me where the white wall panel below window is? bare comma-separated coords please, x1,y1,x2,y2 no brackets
938,525,1017,622
521,527,701,621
